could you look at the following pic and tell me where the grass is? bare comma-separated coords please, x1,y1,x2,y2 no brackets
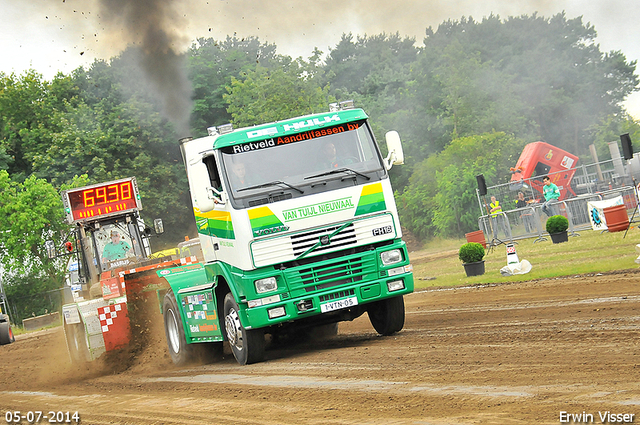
410,228,640,289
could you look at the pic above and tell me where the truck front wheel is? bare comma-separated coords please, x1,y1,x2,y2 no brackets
367,295,405,335
223,293,265,365
0,321,13,345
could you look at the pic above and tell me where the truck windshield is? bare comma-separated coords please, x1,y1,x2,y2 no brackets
220,119,386,209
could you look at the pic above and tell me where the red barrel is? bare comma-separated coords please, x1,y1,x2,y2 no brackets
465,230,487,248
603,205,629,232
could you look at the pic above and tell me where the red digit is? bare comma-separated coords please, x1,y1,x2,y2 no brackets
96,187,107,205
121,182,132,200
107,184,119,202
83,189,95,207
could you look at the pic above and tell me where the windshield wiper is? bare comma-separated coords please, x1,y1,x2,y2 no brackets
304,168,370,181
238,180,304,194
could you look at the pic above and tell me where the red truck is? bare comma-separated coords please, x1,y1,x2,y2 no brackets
510,141,579,200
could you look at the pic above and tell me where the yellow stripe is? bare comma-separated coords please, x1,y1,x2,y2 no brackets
194,208,232,221
248,206,274,220
361,182,383,196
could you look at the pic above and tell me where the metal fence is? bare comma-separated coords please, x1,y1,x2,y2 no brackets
476,185,638,246
477,158,634,217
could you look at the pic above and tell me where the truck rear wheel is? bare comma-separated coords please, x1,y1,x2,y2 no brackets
65,323,89,362
223,293,265,365
163,291,195,366
163,291,223,366
0,321,13,345
367,295,405,335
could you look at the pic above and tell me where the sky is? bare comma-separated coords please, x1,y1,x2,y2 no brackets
1,0,639,119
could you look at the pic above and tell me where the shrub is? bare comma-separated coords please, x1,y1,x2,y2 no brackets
546,214,569,234
459,242,485,264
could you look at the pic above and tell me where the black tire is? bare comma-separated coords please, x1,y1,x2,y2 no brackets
0,321,12,345
367,295,405,336
163,291,223,366
223,293,265,365
163,291,196,366
65,323,89,362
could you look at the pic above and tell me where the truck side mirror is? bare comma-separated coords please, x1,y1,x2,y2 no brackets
45,240,56,259
153,219,164,234
189,161,222,212
384,131,404,170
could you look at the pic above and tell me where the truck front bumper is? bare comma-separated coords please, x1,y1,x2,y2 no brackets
241,240,414,329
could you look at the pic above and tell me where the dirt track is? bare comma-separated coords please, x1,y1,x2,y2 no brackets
1,272,639,425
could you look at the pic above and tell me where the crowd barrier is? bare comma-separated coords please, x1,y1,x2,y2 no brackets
476,186,638,246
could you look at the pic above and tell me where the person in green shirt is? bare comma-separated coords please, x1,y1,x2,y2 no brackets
541,176,560,217
102,230,132,263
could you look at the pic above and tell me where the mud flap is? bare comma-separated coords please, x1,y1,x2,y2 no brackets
176,284,223,343
157,263,223,344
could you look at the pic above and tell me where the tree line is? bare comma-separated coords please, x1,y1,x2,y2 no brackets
1,12,639,318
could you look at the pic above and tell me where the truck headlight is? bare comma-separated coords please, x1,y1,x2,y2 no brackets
387,280,405,292
255,277,277,294
380,249,402,266
268,306,286,319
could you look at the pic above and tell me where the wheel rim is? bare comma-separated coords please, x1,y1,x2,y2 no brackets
166,309,181,354
72,327,82,352
225,307,244,351
8,327,13,341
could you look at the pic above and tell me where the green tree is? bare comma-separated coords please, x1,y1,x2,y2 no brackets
0,173,91,323
324,33,418,97
0,71,79,180
188,36,281,136
0,171,67,279
412,13,638,157
224,58,332,127
399,132,524,237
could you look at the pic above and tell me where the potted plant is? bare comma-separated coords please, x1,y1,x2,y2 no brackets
459,242,486,277
546,214,569,243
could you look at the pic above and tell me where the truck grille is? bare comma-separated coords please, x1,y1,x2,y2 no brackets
300,256,363,292
291,223,356,256
284,251,378,296
319,288,356,303
251,213,396,268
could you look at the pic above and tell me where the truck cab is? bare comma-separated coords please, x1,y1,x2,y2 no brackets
510,141,579,200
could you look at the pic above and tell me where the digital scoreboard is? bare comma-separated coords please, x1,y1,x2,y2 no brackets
62,177,142,223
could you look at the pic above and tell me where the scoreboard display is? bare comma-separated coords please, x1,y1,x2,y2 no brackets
62,178,142,223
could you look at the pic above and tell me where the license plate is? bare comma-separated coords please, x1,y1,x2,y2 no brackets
320,296,358,313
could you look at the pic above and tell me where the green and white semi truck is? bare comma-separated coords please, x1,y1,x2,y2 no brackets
161,102,414,365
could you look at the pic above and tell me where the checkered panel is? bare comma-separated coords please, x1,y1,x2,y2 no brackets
98,302,130,351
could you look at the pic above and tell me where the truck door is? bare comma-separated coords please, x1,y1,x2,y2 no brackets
194,154,232,261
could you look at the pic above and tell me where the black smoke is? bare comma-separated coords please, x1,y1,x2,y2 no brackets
98,0,192,134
